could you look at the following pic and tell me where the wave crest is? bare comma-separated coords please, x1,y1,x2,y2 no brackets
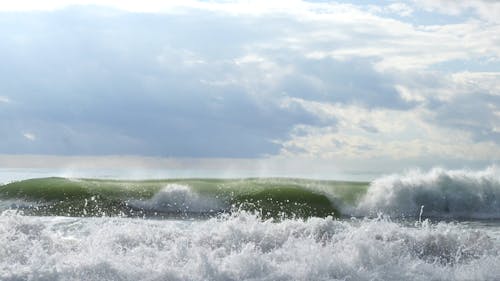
356,166,500,219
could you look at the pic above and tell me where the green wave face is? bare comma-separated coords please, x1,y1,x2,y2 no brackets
0,177,369,219
234,186,337,218
0,177,163,217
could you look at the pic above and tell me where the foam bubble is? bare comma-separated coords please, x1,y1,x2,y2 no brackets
1,211,499,281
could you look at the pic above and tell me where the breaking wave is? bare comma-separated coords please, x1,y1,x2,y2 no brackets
1,166,500,219
2,168,500,280
0,211,498,281
355,166,500,219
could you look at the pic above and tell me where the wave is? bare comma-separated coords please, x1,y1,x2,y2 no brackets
355,166,500,219
0,177,354,218
1,166,500,219
0,211,498,281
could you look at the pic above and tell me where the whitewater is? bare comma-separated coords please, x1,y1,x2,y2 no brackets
1,167,500,280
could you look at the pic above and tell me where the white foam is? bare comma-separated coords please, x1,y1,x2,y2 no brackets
1,211,499,281
355,166,500,219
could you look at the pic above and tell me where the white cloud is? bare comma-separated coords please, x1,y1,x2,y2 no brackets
2,0,499,72
415,0,500,23
386,3,414,17
156,47,206,69
0,1,499,171
279,97,500,161
451,72,500,96
0,0,362,16
394,85,426,103
309,20,500,71
0,96,10,103
0,0,167,12
23,132,36,141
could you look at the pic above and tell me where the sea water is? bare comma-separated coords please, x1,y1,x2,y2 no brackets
1,167,500,281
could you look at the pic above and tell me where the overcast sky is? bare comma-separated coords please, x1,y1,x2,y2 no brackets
0,0,499,178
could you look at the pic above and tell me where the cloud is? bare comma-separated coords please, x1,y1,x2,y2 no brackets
308,21,500,71
0,1,498,172
415,0,500,23
369,3,414,18
0,4,416,157
0,96,9,103
22,132,36,141
279,99,500,162
275,63,500,161
0,8,328,157
386,3,414,17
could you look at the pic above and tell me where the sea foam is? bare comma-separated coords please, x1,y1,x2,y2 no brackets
1,211,499,281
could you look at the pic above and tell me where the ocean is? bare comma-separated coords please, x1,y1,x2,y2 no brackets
1,167,500,280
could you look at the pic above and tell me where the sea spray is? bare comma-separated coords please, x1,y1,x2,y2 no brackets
418,205,424,224
2,166,500,220
355,166,500,219
0,210,498,281
128,184,227,216
2,169,500,280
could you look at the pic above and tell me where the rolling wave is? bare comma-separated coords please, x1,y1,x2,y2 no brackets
1,166,499,219
0,178,350,218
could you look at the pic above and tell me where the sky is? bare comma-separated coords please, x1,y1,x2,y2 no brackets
0,0,499,179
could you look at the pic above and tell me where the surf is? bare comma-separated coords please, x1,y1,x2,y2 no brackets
1,211,498,281
355,166,500,219
0,177,360,219
1,166,500,220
